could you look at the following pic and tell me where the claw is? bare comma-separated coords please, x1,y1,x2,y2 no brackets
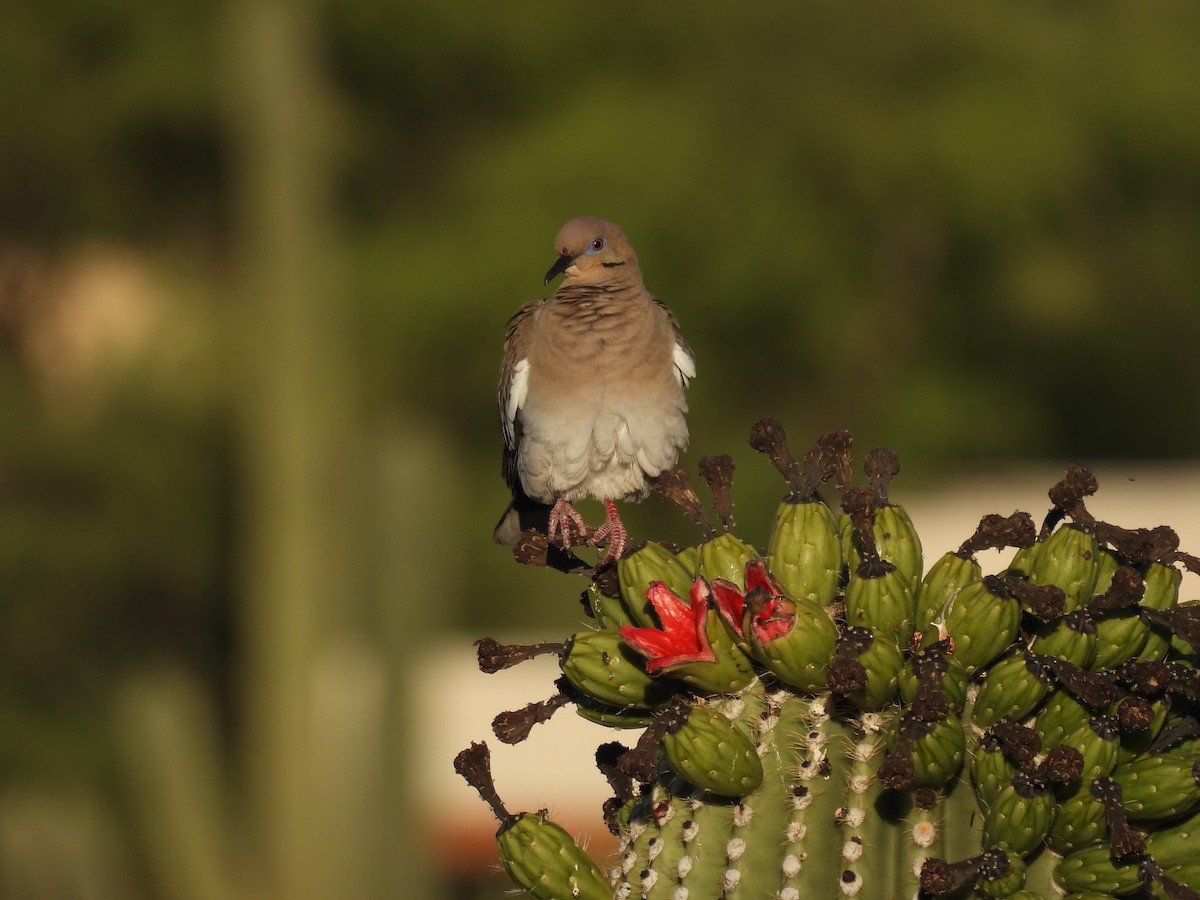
591,499,629,565
547,498,589,549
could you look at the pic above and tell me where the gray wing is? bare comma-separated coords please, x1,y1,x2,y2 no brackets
652,295,696,390
497,297,546,491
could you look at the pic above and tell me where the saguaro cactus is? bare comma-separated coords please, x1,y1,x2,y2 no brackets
458,420,1200,900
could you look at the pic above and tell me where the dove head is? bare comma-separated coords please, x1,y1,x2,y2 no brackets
544,216,641,286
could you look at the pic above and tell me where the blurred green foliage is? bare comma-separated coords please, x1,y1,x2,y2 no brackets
1,1,1199,896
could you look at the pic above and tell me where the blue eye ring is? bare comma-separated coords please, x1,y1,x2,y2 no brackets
587,237,605,253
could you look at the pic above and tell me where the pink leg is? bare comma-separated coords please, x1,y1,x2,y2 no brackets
547,498,589,549
590,499,629,565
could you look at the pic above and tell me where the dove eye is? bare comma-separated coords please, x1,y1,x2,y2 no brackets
589,237,605,253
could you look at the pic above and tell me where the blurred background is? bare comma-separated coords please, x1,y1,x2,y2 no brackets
1,1,1199,898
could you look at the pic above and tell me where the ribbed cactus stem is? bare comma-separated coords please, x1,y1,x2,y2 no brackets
838,712,890,895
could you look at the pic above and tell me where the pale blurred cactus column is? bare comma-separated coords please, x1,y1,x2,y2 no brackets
118,2,429,899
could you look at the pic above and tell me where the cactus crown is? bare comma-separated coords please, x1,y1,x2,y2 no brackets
460,422,1200,900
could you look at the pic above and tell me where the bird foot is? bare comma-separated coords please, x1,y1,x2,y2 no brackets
590,499,629,565
547,498,589,550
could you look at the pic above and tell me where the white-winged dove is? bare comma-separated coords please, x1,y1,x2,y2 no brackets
494,216,695,564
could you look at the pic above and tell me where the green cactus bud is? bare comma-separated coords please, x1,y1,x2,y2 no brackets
1139,560,1182,663
907,715,967,789
1034,689,1093,750
1144,808,1200,868
497,811,611,900
1111,754,1200,821
982,771,1055,856
1116,696,1170,765
898,649,968,712
572,697,657,729
675,543,700,575
844,560,916,647
972,732,1022,810
696,532,760,587
1030,611,1097,668
843,501,924,586
972,651,1053,730
1029,523,1100,613
1047,787,1108,855
584,581,632,630
766,497,842,606
915,550,982,634
1091,607,1151,671
940,576,1023,675
1061,717,1121,784
560,630,674,710
661,703,764,797
830,626,905,710
1054,841,1148,896
617,542,694,627
976,846,1027,898
1005,541,1040,579
1092,545,1121,594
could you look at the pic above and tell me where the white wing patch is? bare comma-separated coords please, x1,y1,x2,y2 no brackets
673,342,696,389
504,357,530,447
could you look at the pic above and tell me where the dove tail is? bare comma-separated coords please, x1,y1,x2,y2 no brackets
492,493,552,546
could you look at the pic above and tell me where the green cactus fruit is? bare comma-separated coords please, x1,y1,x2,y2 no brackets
617,542,695,627
1030,611,1097,668
972,651,1053,729
1111,754,1200,821
905,714,967,789
915,550,982,634
1144,808,1200,868
675,543,700,575
831,626,905,710
742,591,837,694
1005,541,1040,579
1138,560,1182,663
1062,717,1121,784
976,846,1027,898
496,811,611,900
1116,696,1170,765
940,575,1022,675
766,497,842,606
584,581,632,631
1054,841,1148,896
972,731,1022,810
1029,523,1100,613
1034,689,1093,750
843,501,924,586
696,532,760,587
843,560,916,648
572,697,657,729
1047,787,1108,855
898,649,968,711
661,703,764,797
1091,606,1151,671
1091,546,1121,595
982,771,1056,856
560,630,674,710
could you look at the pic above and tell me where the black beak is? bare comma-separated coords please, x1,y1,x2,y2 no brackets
544,253,573,285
